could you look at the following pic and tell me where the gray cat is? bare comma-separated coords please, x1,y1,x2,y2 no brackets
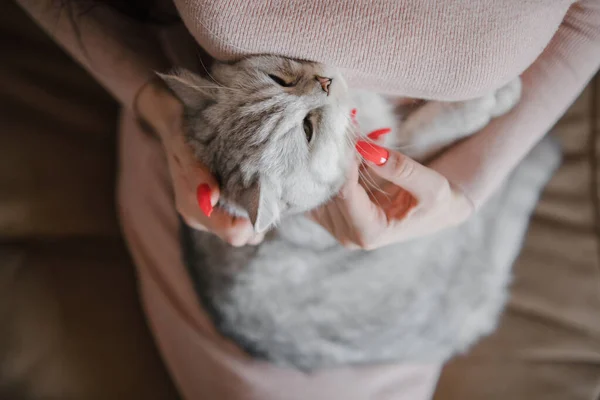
160,56,560,371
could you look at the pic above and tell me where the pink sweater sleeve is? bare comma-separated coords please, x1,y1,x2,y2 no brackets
16,0,170,108
429,0,600,209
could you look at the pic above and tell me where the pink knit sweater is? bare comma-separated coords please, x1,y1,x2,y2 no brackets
174,0,600,207
18,1,600,399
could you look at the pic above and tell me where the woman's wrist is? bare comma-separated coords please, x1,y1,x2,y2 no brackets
133,76,184,143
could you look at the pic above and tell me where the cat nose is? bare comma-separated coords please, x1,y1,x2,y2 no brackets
315,76,332,95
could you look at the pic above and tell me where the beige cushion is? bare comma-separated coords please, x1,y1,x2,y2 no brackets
0,240,179,399
0,2,119,238
434,76,600,399
0,3,178,399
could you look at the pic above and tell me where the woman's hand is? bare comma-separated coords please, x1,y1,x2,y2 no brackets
310,141,474,250
134,78,264,246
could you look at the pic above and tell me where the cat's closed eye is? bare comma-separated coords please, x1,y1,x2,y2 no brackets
268,74,296,88
303,115,314,143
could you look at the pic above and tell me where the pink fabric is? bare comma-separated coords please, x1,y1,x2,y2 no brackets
116,1,600,399
174,0,600,207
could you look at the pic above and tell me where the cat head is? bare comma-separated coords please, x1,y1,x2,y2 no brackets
159,56,352,233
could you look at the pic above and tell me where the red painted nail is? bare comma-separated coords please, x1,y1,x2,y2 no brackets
196,184,213,217
355,140,389,166
350,108,357,122
367,127,392,140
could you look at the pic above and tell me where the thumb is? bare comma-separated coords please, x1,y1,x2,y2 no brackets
355,140,447,200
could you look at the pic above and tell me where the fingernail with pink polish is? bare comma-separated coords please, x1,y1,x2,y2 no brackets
196,184,213,217
355,140,389,166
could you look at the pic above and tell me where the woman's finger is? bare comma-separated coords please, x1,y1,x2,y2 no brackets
308,205,340,241
206,210,252,241
168,131,220,213
334,168,388,246
309,202,362,249
187,162,220,212
356,140,447,200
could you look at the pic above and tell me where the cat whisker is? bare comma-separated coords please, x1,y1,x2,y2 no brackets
357,169,389,209
353,154,390,199
359,166,390,200
195,51,245,95
196,51,222,86
381,140,421,152
192,84,245,93
331,104,392,204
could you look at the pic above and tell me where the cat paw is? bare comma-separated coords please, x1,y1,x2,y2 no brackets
490,77,522,117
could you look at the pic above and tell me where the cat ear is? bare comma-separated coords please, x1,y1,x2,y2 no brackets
156,69,217,109
239,179,280,234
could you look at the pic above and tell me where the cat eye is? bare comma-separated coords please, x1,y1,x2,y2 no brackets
303,116,314,143
268,74,296,87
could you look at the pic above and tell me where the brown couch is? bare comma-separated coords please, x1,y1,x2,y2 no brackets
1,1,598,398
